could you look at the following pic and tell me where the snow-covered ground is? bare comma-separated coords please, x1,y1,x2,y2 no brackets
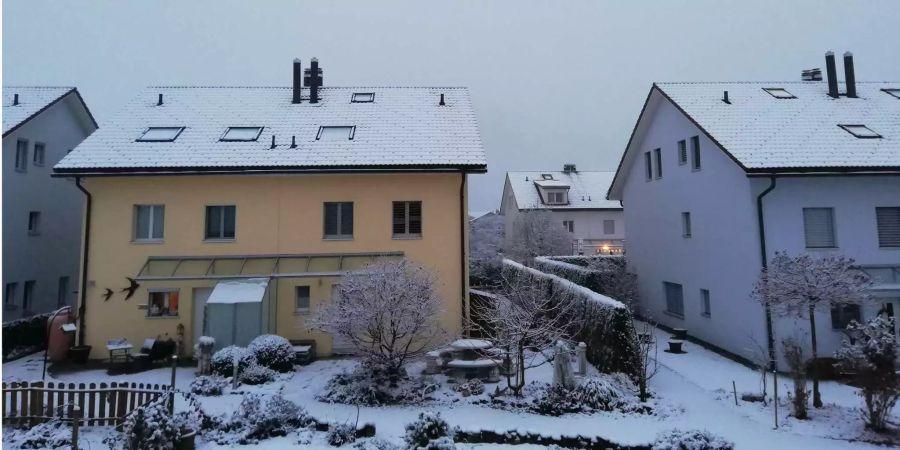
3,328,897,449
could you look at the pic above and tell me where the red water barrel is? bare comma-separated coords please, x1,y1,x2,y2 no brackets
48,309,76,362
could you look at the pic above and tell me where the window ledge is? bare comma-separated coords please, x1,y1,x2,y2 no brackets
203,239,235,243
805,246,838,251
701,313,711,318
323,236,353,241
132,239,163,245
145,315,179,320
293,310,310,316
392,235,423,240
663,310,685,320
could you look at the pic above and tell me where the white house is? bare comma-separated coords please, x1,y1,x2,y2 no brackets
3,87,98,319
501,165,624,254
607,52,900,367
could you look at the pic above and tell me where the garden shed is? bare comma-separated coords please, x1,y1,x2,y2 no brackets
204,278,272,350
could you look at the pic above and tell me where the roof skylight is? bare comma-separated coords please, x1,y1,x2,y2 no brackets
882,88,900,99
137,127,184,142
316,126,355,141
763,88,796,99
220,127,263,142
351,93,375,103
541,174,553,180
838,124,882,139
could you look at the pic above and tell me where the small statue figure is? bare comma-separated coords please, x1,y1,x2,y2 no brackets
552,340,575,389
196,336,215,375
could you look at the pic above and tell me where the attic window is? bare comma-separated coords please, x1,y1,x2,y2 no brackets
763,88,796,99
137,127,185,142
882,88,900,99
221,127,263,142
541,174,553,180
351,93,375,103
317,126,355,141
839,124,882,139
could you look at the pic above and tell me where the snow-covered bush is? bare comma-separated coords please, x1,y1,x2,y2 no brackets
210,345,255,377
836,316,899,432
353,437,401,450
453,379,485,397
327,423,358,447
6,420,71,449
190,375,228,396
119,396,181,450
205,393,312,445
419,436,456,450
248,334,295,372
239,363,276,385
404,412,453,450
650,429,734,450
318,363,436,406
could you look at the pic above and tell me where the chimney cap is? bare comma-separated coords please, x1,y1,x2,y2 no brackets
843,51,853,57
826,50,835,56
293,58,301,63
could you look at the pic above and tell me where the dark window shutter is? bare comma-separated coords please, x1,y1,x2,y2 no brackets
340,202,354,236
876,207,900,247
393,202,406,234
324,203,338,236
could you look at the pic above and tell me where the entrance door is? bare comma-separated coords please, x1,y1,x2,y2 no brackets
193,287,213,347
329,284,356,355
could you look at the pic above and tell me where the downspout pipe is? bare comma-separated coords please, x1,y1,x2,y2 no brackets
756,175,777,370
459,172,468,334
75,177,92,347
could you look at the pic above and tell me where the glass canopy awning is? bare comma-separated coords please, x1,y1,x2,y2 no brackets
135,252,404,281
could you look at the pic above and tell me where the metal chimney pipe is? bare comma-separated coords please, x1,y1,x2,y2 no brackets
309,58,320,104
723,91,730,104
843,52,856,98
825,51,839,98
12,94,19,106
157,94,163,106
292,59,303,104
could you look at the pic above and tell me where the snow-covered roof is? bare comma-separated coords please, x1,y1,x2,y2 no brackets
54,86,486,175
655,82,900,170
207,278,269,304
3,86,97,137
506,171,621,210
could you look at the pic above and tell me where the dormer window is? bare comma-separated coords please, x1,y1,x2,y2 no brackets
220,127,263,142
838,124,882,139
137,127,184,142
351,93,375,103
317,126,356,141
545,190,567,205
763,88,796,99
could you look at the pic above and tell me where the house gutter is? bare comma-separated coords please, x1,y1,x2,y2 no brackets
75,177,92,347
460,172,468,331
755,175,777,370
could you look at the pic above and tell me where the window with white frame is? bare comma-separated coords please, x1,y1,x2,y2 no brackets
876,207,900,248
324,202,353,239
603,219,615,235
763,88,796,99
690,136,701,170
205,205,236,240
682,212,692,238
134,205,165,241
677,140,687,165
803,207,836,248
15,139,28,172
27,211,41,235
137,127,185,142
351,93,375,103
545,190,566,205
148,289,179,317
654,148,662,179
562,220,574,233
316,126,355,141
33,142,46,166
392,201,422,237
295,286,311,313
220,127,262,142
664,281,684,318
838,124,882,139
700,289,711,317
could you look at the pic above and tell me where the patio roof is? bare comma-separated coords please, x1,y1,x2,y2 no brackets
135,252,404,281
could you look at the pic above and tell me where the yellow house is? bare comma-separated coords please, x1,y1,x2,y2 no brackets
53,59,487,359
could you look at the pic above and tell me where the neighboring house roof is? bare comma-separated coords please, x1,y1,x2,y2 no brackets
506,171,621,210
3,86,98,137
54,86,487,175
609,81,900,199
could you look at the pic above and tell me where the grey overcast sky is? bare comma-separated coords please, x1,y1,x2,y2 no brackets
4,0,899,212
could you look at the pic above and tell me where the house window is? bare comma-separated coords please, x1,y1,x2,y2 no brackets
603,219,615,235
324,202,353,239
803,207,836,248
316,126,355,141
351,93,375,103
295,286,311,313
831,304,861,329
148,290,179,317
664,281,684,318
677,140,687,165
644,152,652,181
220,127,263,142
763,88,796,99
392,201,422,238
653,148,662,179
15,139,28,172
876,207,900,248
541,174,553,180
27,211,41,235
57,276,70,307
690,136,701,170
682,212,692,238
4,283,17,308
563,220,574,233
838,124,882,139
23,281,35,312
134,205,165,241
700,289,711,317
546,191,566,204
33,142,46,166
205,205,236,240
137,127,185,142
882,88,900,99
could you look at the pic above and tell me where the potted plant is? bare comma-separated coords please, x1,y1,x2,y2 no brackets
68,344,92,364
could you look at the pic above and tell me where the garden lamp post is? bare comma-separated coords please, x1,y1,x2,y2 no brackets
42,306,75,380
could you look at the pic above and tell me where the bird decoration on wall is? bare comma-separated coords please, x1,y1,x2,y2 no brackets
120,277,140,300
102,288,114,302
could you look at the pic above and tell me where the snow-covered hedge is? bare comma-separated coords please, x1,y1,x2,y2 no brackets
190,375,229,396
2,312,51,361
318,364,436,406
528,375,645,416
210,345,255,377
240,363,276,385
534,256,637,307
651,429,734,450
502,259,640,377
248,334,295,372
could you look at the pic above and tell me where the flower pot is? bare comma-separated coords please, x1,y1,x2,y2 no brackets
667,340,684,354
672,328,688,340
176,430,196,450
69,345,92,364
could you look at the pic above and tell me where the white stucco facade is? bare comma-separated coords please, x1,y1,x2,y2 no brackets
2,89,97,320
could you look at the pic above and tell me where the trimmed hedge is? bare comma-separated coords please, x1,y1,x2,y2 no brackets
3,313,51,361
534,256,636,306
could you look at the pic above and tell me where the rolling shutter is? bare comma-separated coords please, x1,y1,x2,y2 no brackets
803,208,835,248
877,207,900,247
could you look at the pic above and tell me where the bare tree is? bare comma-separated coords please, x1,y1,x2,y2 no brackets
469,212,505,288
783,337,810,420
308,259,445,380
752,252,872,407
836,317,899,432
631,319,659,402
503,209,573,263
745,333,771,405
483,267,575,396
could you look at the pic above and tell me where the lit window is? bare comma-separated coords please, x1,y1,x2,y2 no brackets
221,127,263,142
351,93,375,103
882,88,900,99
137,127,184,142
148,290,179,317
316,126,355,141
763,88,796,99
839,124,882,139
295,286,311,313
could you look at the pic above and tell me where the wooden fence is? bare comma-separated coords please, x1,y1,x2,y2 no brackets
2,381,171,426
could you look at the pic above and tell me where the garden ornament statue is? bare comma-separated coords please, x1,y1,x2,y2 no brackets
552,340,575,389
576,342,587,376
196,336,215,375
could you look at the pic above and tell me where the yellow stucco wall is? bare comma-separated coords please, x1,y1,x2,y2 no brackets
78,173,468,358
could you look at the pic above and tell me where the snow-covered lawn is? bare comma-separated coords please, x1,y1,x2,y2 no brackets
3,329,897,449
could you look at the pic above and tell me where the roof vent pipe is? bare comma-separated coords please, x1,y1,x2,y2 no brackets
439,93,446,106
305,58,322,104
844,52,857,98
292,58,303,104
12,94,19,106
157,94,163,106
722,91,730,104
270,135,276,149
825,51,839,98
290,135,297,148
